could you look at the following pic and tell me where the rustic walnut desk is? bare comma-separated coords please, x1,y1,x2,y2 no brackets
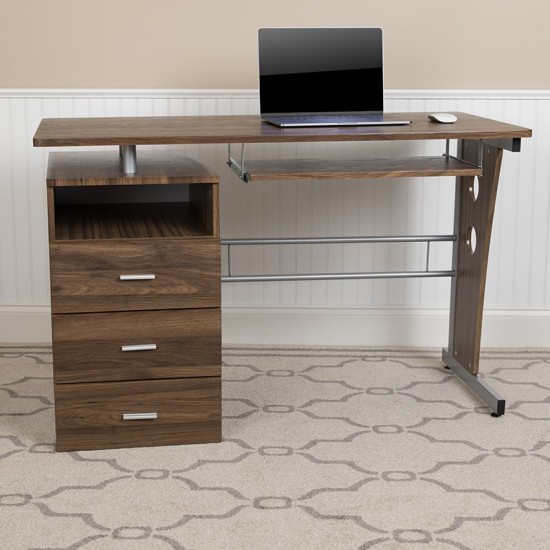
34,112,531,450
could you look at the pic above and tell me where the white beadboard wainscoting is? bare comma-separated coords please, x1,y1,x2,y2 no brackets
1,89,549,345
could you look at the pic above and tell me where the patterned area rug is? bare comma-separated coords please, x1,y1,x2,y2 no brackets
1,345,550,549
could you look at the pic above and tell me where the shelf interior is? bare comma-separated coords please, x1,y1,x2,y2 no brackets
53,183,215,241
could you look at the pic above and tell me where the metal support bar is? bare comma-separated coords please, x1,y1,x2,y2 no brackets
443,152,482,170
222,235,456,246
120,145,137,174
484,137,522,153
227,143,249,181
222,234,456,282
443,139,483,171
425,241,431,272
442,348,505,416
223,270,454,283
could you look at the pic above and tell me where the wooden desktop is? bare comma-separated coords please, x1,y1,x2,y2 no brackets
34,112,532,450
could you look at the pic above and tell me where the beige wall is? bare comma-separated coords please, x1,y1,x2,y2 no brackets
1,0,549,89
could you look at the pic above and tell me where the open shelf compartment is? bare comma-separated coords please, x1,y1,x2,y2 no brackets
47,150,219,241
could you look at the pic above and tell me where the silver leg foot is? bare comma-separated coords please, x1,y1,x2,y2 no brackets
442,348,505,416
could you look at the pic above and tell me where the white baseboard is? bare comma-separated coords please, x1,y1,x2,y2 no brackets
1,305,548,348
0,305,52,343
222,307,550,348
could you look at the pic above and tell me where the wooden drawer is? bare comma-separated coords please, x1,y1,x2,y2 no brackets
49,238,220,313
54,377,221,451
52,308,221,384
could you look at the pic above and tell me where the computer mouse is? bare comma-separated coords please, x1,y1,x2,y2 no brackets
428,113,457,124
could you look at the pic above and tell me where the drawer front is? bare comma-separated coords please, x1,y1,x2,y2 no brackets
54,377,221,451
49,238,220,313
52,308,221,383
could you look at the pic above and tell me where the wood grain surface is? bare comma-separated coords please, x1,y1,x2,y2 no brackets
34,113,532,147
49,238,221,313
47,150,220,186
54,203,211,240
52,308,221,383
449,140,503,374
243,156,483,181
54,377,222,451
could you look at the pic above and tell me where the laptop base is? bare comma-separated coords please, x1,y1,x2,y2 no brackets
262,115,412,128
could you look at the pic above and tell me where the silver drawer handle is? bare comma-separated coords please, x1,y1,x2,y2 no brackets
121,344,157,352
122,412,158,421
119,274,156,281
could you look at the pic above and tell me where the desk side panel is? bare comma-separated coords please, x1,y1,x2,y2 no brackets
449,140,503,374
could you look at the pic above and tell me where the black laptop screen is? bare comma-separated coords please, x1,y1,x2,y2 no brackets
258,28,384,115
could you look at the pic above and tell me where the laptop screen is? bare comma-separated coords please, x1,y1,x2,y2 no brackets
258,28,384,115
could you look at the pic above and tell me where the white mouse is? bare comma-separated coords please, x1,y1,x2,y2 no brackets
428,113,457,124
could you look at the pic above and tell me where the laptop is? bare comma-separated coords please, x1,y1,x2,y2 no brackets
258,27,411,128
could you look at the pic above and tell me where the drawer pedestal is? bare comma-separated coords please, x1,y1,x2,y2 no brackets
46,151,221,451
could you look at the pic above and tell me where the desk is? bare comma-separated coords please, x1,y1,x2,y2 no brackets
34,112,531,450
